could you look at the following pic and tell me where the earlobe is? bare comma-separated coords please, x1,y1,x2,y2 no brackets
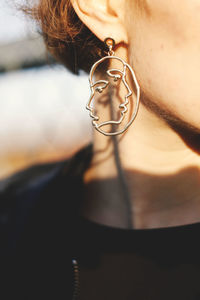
71,0,128,45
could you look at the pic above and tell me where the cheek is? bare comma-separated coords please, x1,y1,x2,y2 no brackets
128,0,200,129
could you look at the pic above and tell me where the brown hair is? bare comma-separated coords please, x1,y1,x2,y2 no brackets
23,0,105,74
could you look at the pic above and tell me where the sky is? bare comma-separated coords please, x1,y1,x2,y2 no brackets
0,0,91,165
0,0,36,44
0,66,91,154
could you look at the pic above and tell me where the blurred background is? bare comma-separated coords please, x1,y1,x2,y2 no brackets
0,0,92,179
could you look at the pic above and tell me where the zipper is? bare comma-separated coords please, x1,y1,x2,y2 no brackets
72,259,80,300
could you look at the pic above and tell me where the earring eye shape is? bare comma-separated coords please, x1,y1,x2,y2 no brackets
107,69,122,82
93,80,109,93
113,74,121,82
96,87,103,93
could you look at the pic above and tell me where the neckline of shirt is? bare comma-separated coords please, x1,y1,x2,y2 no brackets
79,214,200,234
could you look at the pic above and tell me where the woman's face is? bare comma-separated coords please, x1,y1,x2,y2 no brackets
127,0,200,132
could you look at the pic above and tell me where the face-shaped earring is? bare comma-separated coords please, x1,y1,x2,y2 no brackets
86,38,140,136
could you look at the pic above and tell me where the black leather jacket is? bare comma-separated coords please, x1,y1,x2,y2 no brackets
0,143,93,300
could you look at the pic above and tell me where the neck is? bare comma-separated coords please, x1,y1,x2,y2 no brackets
83,100,200,229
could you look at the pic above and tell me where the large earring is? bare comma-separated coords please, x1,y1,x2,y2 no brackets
86,37,140,136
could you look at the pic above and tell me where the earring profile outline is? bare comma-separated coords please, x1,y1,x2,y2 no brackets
86,37,140,136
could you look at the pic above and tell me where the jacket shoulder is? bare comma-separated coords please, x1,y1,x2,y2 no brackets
0,143,93,223
0,143,93,197
0,159,68,197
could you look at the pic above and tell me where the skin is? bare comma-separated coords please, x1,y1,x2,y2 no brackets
71,0,200,229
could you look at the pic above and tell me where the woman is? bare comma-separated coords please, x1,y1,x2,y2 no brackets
1,0,200,299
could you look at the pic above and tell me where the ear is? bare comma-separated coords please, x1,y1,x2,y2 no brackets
71,0,128,45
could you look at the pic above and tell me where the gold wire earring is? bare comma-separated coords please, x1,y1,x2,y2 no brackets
86,37,140,136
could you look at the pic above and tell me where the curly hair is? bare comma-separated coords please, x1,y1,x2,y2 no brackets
23,0,105,74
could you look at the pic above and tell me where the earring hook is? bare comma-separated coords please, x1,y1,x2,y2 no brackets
104,37,115,56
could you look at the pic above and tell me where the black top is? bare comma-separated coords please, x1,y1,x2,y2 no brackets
77,216,200,300
1,143,200,300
